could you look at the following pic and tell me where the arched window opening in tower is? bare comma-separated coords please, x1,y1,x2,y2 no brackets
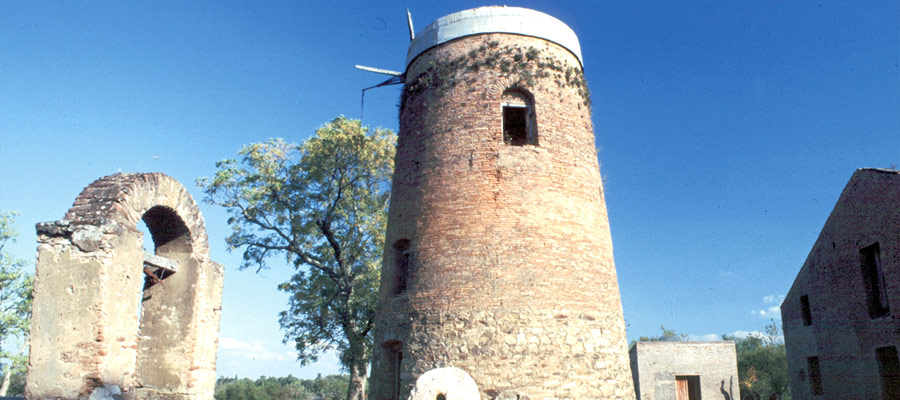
393,239,411,295
501,88,537,146
382,340,403,400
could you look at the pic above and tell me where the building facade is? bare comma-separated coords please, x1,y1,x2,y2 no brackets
629,341,740,400
781,168,900,399
368,6,635,399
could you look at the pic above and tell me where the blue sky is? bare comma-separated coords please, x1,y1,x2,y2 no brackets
1,0,897,379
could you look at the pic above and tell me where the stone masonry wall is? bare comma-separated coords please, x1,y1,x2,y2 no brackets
27,173,224,400
370,32,634,399
781,168,900,400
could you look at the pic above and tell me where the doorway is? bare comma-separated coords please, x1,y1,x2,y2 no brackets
676,375,701,400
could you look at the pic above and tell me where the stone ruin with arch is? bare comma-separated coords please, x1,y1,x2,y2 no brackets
26,173,224,399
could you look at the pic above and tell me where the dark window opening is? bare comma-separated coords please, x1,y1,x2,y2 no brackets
503,106,528,146
861,242,890,319
383,341,403,400
142,205,190,249
807,356,823,395
877,346,900,400
675,375,701,400
801,295,812,326
393,239,411,295
501,89,537,146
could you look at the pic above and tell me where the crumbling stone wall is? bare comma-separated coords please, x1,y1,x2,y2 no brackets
629,341,741,400
369,12,635,399
26,173,224,400
781,168,900,399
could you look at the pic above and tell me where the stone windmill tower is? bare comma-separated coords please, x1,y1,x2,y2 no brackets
369,6,635,399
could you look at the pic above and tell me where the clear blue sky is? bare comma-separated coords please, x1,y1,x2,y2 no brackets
2,0,897,379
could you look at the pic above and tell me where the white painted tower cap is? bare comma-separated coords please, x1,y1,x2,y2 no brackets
406,6,584,70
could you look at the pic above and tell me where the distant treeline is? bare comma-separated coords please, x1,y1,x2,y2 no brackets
214,374,349,400
0,372,348,399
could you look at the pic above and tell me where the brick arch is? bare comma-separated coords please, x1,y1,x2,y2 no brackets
486,76,520,99
63,173,210,259
28,172,223,400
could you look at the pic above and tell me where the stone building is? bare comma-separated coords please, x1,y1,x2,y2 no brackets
368,6,635,399
27,173,224,399
781,168,900,399
629,341,740,400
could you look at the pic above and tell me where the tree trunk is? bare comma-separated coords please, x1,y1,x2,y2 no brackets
346,358,367,400
0,364,10,396
0,340,26,396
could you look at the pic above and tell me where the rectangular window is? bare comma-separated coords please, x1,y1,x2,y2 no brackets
807,356,823,395
393,240,411,295
860,242,890,318
675,375,701,400
801,295,812,326
394,251,410,294
503,105,528,146
877,346,900,400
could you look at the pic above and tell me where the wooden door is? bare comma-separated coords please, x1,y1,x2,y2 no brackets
676,377,689,400
676,376,701,400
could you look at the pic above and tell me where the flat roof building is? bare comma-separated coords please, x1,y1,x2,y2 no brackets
629,341,740,400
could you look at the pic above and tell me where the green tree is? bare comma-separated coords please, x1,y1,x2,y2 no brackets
200,117,395,400
723,321,790,400
0,211,34,396
219,378,269,400
214,374,345,400
638,325,689,343
302,374,349,399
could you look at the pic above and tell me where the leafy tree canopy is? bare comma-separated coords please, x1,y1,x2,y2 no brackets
199,116,395,400
638,325,689,343
723,321,790,400
214,374,349,400
0,211,34,396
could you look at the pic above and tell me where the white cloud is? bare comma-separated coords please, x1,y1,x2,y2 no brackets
728,330,763,339
762,294,785,304
730,329,784,343
751,294,785,319
686,330,768,342
219,337,262,352
752,306,782,319
692,330,775,340
218,337,294,361
688,333,722,341
681,327,791,343
216,337,344,379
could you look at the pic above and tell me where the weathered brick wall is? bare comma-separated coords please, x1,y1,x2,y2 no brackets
782,168,900,399
27,173,224,400
629,341,740,400
370,32,634,399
